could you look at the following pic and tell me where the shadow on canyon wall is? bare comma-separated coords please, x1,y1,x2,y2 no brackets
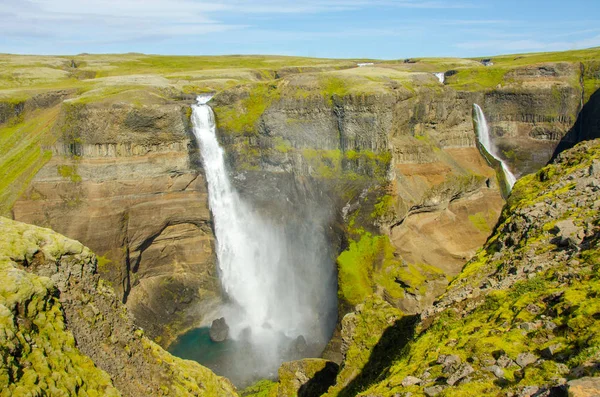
337,315,419,397
552,87,600,159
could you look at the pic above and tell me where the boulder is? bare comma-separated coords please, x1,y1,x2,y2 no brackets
293,335,308,355
209,317,230,342
567,377,600,397
446,363,474,386
516,352,538,368
553,220,584,248
401,376,422,387
484,365,505,379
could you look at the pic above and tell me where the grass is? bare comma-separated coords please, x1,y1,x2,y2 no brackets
0,107,59,215
213,82,280,135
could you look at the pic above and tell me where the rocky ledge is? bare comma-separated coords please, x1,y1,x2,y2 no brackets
0,217,236,396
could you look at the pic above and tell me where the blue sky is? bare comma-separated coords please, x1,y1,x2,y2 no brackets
1,0,599,59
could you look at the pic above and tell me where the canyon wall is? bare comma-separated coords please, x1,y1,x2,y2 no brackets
4,57,594,349
11,94,222,344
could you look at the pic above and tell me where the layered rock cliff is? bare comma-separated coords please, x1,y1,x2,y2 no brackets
10,92,222,345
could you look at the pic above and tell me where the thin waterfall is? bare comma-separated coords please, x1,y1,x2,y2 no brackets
473,104,517,192
190,94,336,384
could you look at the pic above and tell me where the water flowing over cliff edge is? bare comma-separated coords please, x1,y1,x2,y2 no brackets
174,94,337,385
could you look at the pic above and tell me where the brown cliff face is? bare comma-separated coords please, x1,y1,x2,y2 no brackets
12,97,222,345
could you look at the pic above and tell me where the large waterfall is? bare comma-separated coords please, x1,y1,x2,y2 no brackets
473,104,517,192
187,94,336,384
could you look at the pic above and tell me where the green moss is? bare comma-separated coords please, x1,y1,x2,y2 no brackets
337,232,380,306
241,379,278,397
371,195,394,219
273,137,293,153
214,82,280,135
0,107,59,216
302,148,343,178
96,255,113,272
319,75,349,105
0,220,120,396
57,164,82,183
468,212,492,233
446,67,508,91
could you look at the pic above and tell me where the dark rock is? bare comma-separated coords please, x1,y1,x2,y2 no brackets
519,322,538,331
541,344,562,359
293,335,308,354
209,317,229,342
552,219,584,247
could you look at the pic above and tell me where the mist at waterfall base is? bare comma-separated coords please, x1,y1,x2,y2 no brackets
168,95,338,386
473,104,517,192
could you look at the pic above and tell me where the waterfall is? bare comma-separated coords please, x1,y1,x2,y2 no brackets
473,104,517,192
434,72,445,84
190,95,336,383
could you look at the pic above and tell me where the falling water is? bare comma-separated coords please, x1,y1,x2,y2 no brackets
187,94,336,385
473,104,517,192
434,72,445,84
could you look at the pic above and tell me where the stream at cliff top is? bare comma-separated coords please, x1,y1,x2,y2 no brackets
168,94,337,387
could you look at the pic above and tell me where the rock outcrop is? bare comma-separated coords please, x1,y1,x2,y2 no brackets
317,138,600,397
0,217,237,396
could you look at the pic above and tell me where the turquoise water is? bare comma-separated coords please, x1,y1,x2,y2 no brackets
168,327,237,374
169,326,322,387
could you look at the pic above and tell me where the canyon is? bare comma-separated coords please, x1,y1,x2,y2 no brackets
1,49,600,396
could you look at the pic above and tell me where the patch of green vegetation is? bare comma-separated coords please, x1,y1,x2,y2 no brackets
371,195,394,219
337,232,382,306
241,379,278,397
320,75,349,105
272,136,293,153
0,107,59,216
469,212,492,233
323,296,407,397
214,82,280,135
344,149,392,181
302,148,343,178
446,67,508,91
57,164,82,183
96,255,113,272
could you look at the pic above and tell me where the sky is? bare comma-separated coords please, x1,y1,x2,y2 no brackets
1,0,600,59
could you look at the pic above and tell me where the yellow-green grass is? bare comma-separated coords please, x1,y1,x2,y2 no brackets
0,107,59,215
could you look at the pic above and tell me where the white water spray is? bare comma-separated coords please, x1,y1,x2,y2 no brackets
473,104,517,191
434,72,445,84
190,95,336,383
